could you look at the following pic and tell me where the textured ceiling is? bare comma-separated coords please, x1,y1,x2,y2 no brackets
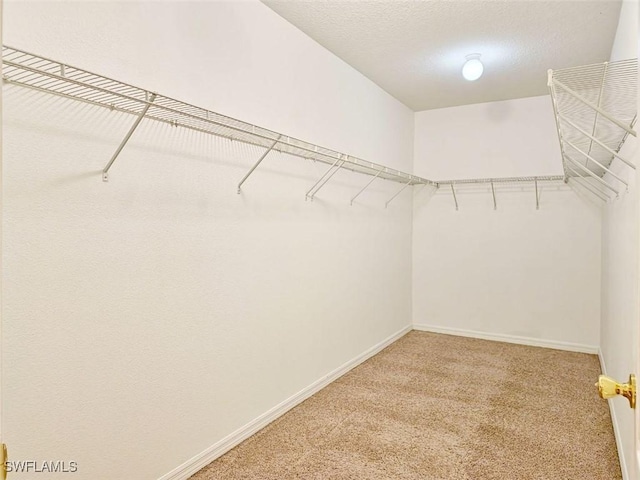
262,0,623,111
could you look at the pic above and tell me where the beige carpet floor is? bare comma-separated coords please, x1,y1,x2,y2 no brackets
191,331,621,479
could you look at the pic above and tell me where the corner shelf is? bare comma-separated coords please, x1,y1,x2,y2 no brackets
548,58,637,201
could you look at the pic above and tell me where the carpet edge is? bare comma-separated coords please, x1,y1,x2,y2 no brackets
157,324,413,480
412,323,598,354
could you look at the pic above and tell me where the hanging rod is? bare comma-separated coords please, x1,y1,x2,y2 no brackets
1,45,433,188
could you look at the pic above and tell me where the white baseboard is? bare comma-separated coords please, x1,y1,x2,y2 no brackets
598,349,630,480
412,323,598,354
157,325,412,480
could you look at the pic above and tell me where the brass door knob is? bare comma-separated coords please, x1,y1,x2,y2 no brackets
596,374,636,409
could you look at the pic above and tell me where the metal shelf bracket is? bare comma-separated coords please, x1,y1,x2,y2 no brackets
351,169,383,205
558,114,635,170
566,165,611,202
490,181,497,210
237,135,282,194
564,139,628,188
385,178,413,208
102,92,157,182
451,183,459,211
306,155,345,201
564,154,619,197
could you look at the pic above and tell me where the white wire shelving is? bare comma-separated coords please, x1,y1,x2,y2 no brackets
1,45,433,206
4,45,623,209
434,175,565,211
549,58,637,201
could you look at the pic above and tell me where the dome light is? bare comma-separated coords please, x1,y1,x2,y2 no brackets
462,54,483,81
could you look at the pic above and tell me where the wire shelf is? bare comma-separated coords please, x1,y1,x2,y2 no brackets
1,45,431,187
549,58,637,200
435,175,564,186
2,44,587,208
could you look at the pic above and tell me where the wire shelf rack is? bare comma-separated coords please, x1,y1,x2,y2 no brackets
435,175,564,186
549,58,637,200
2,45,431,192
2,44,598,209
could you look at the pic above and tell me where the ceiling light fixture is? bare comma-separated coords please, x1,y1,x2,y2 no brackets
462,54,483,81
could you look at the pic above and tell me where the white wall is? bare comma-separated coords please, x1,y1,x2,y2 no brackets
600,2,639,478
413,96,602,349
2,2,414,479
0,0,4,452
414,95,562,181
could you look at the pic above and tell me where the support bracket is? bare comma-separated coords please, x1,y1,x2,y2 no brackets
450,183,459,211
306,155,345,201
385,179,413,208
585,62,608,163
548,74,571,183
559,114,635,170
351,169,384,205
564,139,628,188
237,135,282,194
490,181,497,210
566,167,610,202
102,92,157,182
564,154,619,196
